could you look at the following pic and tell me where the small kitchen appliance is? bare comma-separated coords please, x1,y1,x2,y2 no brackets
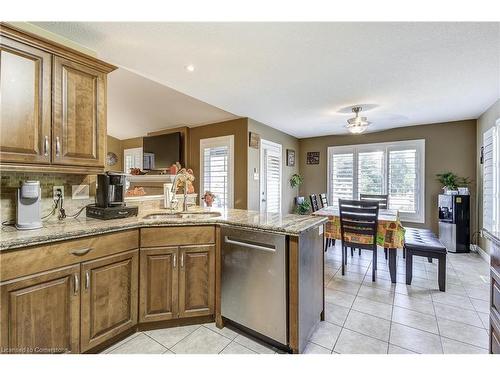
16,181,42,230
86,172,138,220
438,194,470,252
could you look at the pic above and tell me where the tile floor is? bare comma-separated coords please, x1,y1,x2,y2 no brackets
102,243,491,354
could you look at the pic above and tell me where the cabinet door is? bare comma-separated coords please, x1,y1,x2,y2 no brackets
0,265,80,353
0,37,51,164
80,250,138,352
178,245,215,318
139,247,178,323
52,56,106,167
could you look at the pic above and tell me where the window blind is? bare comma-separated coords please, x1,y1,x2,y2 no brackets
358,151,384,197
264,148,281,213
483,126,498,232
203,145,229,208
388,149,417,213
330,152,354,207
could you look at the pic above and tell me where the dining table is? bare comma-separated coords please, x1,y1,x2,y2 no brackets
312,206,406,283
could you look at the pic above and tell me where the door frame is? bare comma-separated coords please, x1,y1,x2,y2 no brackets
260,139,282,214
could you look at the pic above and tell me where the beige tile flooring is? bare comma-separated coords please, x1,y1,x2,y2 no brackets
102,244,490,354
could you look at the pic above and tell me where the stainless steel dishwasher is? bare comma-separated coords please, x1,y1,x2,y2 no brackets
221,226,287,345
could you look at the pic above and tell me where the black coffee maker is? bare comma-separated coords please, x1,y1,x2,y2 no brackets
86,172,138,220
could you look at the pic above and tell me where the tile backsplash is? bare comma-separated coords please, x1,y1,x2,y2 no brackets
0,172,96,222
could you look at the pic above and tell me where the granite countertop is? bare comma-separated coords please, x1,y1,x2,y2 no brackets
0,207,327,251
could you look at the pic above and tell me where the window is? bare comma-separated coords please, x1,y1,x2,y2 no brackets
200,135,234,209
260,140,282,213
123,147,143,173
483,120,500,233
328,139,425,223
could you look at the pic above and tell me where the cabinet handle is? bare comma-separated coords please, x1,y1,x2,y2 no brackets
173,253,177,268
85,271,90,290
70,247,92,256
44,136,49,156
180,253,184,268
73,274,79,295
56,136,61,157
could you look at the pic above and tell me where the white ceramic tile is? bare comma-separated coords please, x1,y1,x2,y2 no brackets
470,297,490,313
170,326,231,354
441,337,488,354
357,284,395,305
220,341,257,354
389,323,443,354
308,321,342,350
388,344,417,354
433,302,483,328
437,318,489,349
325,302,350,326
334,329,388,354
303,342,332,354
344,310,391,341
325,288,356,308
352,296,393,320
391,306,439,334
430,291,475,310
234,334,276,354
144,325,200,348
108,333,167,354
393,293,435,315
203,322,239,340
326,278,362,295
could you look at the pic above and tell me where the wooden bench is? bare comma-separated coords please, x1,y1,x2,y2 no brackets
404,227,447,292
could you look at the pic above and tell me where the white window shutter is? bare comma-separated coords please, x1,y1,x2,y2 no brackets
263,148,281,213
483,126,497,232
330,152,354,207
388,149,417,213
203,145,229,208
358,151,384,197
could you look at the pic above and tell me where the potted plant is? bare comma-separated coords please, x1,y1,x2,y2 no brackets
295,200,311,215
436,172,471,194
290,174,310,214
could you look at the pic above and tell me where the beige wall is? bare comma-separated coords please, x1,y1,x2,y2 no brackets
299,120,477,232
189,118,249,209
476,99,500,253
247,119,300,214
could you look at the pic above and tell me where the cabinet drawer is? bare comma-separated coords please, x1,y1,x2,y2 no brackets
141,226,215,247
492,309,500,354
0,230,139,282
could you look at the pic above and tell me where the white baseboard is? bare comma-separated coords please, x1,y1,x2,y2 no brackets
475,245,490,263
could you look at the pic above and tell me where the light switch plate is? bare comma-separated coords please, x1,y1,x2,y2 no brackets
72,184,90,200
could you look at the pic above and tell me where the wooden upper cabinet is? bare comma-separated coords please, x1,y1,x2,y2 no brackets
0,265,81,354
0,37,52,164
178,245,215,318
80,250,138,352
52,56,106,167
139,247,178,323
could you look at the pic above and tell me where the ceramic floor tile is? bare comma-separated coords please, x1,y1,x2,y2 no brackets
362,277,397,292
333,270,366,283
357,284,395,305
352,296,393,320
441,337,488,354
394,284,431,300
101,332,142,353
308,321,342,350
465,285,490,301
433,302,484,328
430,291,475,310
334,329,388,354
389,323,443,354
388,344,417,354
391,306,439,334
437,318,489,349
326,278,362,295
108,333,168,354
325,302,350,326
303,342,332,354
470,297,490,313
478,312,490,330
220,341,257,354
144,325,200,348
393,293,435,315
203,322,239,340
234,334,276,354
344,310,391,341
325,288,356,308
170,326,231,354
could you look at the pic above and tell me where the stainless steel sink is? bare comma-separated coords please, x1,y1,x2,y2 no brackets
142,212,221,220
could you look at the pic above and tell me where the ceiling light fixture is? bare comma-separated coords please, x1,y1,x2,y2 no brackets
346,106,371,134
185,64,195,72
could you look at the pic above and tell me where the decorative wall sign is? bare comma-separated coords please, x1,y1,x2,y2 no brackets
286,149,296,166
306,151,320,165
249,132,260,149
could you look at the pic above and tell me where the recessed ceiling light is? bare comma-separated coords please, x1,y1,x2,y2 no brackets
185,64,195,72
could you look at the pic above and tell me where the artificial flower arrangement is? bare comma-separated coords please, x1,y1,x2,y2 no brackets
202,191,216,207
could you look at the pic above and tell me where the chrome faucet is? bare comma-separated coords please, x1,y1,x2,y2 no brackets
171,170,190,212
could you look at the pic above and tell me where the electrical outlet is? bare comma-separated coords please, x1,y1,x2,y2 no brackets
53,186,64,199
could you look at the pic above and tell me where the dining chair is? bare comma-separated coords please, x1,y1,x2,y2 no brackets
319,193,328,208
309,194,320,212
339,199,379,281
360,194,389,259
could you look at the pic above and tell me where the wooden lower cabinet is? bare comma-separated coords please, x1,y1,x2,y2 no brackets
80,250,138,352
179,245,215,318
139,247,178,323
0,265,80,353
139,244,215,322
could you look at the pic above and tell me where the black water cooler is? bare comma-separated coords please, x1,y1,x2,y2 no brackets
438,194,470,253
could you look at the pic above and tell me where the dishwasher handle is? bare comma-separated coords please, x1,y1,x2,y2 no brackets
224,236,276,253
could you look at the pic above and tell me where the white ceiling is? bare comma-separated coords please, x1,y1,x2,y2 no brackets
107,68,237,139
34,22,500,138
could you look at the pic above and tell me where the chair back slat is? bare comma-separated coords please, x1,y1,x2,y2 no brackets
339,198,379,250
309,194,320,212
360,194,388,209
319,193,328,208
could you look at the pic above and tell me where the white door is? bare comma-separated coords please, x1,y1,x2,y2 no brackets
260,140,282,213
